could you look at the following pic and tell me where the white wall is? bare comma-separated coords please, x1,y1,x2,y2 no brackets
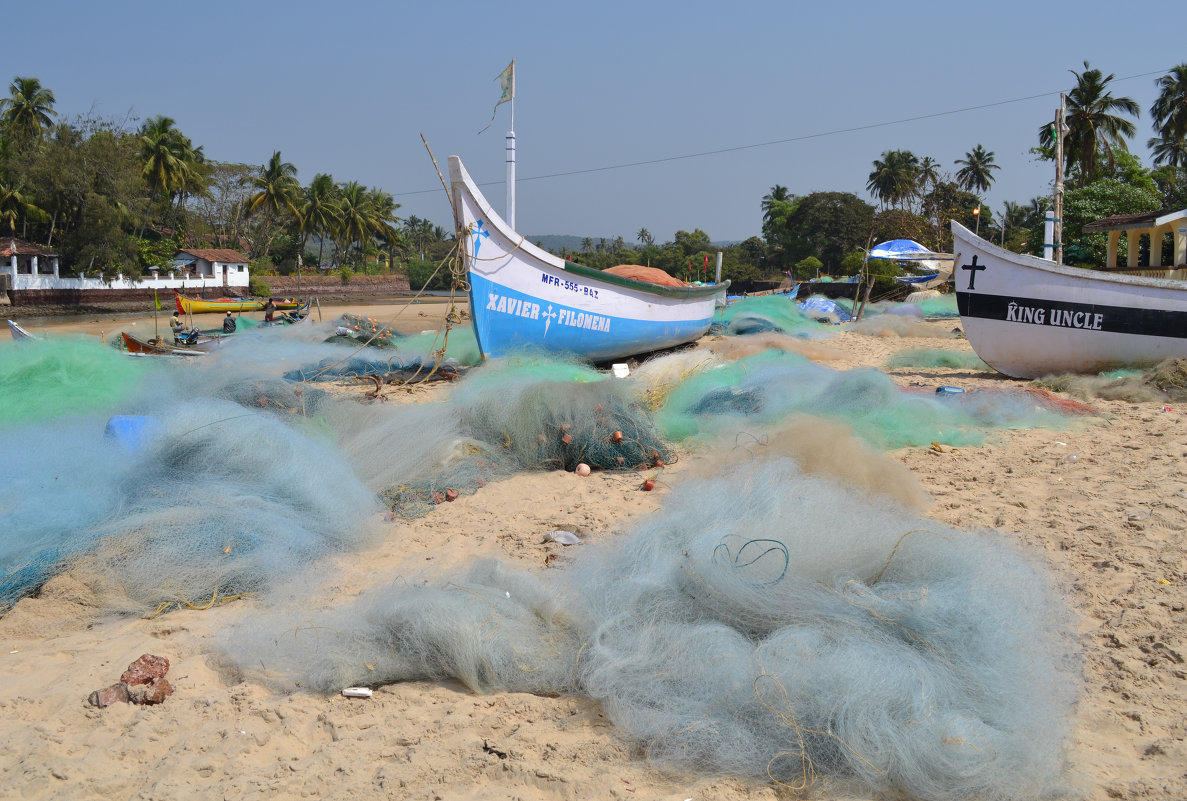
5,265,250,291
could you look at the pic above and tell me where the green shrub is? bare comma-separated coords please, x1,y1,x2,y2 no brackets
249,277,271,297
337,266,352,284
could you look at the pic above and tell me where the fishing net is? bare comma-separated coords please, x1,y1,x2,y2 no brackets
719,296,833,337
883,347,992,371
848,314,958,338
220,455,1080,800
56,400,381,613
647,349,1081,449
0,337,155,428
907,292,959,318
451,355,671,472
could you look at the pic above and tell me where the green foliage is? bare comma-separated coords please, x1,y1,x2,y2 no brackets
793,255,823,279
840,248,866,274
136,236,178,271
1060,179,1162,265
864,258,901,296
403,258,450,291
250,255,275,276
337,265,352,284
786,192,875,270
249,276,271,297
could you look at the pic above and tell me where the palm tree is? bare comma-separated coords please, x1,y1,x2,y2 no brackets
954,145,1000,194
580,237,593,252
333,181,378,265
636,227,653,247
761,184,791,226
866,150,919,209
0,76,56,147
917,156,941,195
246,151,300,260
0,179,47,234
1038,61,1140,186
138,115,203,235
298,173,341,267
1149,63,1187,167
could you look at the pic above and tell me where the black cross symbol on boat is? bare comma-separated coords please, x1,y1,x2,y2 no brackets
961,255,987,290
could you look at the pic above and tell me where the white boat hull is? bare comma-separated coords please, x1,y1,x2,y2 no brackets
952,221,1187,378
449,156,727,362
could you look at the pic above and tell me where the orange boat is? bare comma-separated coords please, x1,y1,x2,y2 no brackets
120,331,206,357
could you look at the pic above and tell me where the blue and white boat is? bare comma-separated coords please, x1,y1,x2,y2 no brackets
449,156,728,362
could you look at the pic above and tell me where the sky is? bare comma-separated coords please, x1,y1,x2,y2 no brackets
8,0,1178,245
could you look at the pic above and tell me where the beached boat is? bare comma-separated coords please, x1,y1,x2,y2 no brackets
174,293,303,315
121,331,206,357
7,319,39,341
449,155,728,362
952,219,1187,378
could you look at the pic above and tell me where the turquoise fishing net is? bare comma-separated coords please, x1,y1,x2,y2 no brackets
221,455,1080,800
648,349,1077,449
0,337,154,428
884,347,992,371
720,295,834,337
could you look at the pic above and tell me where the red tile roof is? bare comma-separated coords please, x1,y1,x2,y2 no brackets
1,237,57,257
176,248,249,263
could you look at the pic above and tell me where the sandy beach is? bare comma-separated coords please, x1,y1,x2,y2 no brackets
1,298,1184,801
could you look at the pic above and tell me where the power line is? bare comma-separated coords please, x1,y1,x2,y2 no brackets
393,67,1171,198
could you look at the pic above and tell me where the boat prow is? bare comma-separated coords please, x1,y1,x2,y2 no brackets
952,221,1187,378
449,155,728,362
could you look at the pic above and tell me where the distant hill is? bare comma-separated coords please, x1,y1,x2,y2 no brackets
527,234,741,253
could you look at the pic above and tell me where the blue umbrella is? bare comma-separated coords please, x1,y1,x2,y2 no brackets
868,239,935,260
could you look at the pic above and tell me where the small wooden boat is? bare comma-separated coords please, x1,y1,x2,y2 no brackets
449,155,728,362
121,331,206,357
174,293,302,315
7,319,40,341
952,220,1187,378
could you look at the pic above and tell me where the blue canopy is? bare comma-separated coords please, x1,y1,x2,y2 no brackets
869,239,935,260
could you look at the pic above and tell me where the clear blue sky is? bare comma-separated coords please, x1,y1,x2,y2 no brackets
10,0,1176,244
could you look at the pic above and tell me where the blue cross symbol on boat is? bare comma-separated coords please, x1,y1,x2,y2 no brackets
473,220,490,259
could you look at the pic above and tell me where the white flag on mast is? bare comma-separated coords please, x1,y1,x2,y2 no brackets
479,60,515,133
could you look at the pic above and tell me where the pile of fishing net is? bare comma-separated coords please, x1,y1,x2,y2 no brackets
644,348,1085,449
0,399,381,614
300,325,481,382
884,347,992,371
719,295,835,337
221,455,1080,800
452,356,671,472
0,336,155,428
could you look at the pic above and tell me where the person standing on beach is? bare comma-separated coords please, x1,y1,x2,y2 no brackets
223,311,237,333
264,298,275,323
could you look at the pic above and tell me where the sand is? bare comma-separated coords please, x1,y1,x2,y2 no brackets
1,300,1184,801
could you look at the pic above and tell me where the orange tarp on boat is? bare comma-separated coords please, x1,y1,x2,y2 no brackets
603,265,687,287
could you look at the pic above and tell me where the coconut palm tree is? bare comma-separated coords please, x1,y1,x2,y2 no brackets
333,181,382,266
954,145,1000,194
866,150,919,209
298,173,341,267
246,151,300,259
761,184,791,225
0,179,47,234
1149,63,1187,168
138,115,203,236
0,76,56,147
1038,61,1140,186
917,156,941,195
636,227,653,247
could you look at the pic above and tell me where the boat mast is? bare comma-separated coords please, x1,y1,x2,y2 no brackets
1053,93,1066,265
506,80,516,230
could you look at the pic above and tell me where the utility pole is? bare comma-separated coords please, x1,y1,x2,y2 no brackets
1053,93,1066,265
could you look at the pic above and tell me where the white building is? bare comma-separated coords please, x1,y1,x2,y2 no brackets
2,239,250,303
